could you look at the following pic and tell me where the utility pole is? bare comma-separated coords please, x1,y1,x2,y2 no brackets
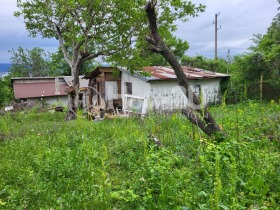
214,12,221,60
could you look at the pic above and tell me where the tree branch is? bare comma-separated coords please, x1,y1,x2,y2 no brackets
145,1,161,43
55,25,71,66
73,9,88,35
145,1,223,137
145,35,156,45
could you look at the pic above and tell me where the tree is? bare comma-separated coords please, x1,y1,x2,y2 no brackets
138,34,190,66
9,47,51,77
249,0,280,85
15,0,146,120
181,55,227,73
144,0,222,137
227,0,280,102
49,47,71,76
253,12,280,73
252,1,280,98
16,0,222,136
49,48,94,76
0,76,13,108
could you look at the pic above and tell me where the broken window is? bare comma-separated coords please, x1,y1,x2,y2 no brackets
125,82,132,95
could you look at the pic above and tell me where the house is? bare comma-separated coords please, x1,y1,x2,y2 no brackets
11,76,88,107
84,66,230,114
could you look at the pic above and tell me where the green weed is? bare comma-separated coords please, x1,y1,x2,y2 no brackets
0,101,279,209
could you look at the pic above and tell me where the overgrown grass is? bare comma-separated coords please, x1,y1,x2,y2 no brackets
0,101,280,209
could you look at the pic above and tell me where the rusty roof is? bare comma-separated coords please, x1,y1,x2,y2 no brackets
140,66,230,81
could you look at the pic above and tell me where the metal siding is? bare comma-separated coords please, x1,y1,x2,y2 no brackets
13,82,68,99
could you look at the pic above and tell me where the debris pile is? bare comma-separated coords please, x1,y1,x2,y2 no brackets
12,101,37,111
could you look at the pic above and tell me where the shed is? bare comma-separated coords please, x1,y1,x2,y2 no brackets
83,67,122,111
84,66,230,113
12,76,88,107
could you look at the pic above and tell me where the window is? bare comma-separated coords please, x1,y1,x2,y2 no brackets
124,82,132,95
124,95,147,116
194,85,201,97
79,93,83,101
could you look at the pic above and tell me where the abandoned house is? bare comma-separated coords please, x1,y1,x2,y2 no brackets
84,66,230,114
11,66,229,113
11,76,88,107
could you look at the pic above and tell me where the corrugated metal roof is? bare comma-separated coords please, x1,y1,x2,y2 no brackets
13,82,68,99
141,66,230,81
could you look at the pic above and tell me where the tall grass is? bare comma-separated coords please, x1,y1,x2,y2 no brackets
0,101,280,209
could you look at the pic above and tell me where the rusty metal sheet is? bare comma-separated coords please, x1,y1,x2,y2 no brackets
142,66,230,81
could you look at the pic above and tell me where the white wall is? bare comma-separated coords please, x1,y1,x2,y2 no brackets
150,78,222,111
121,71,222,113
196,78,222,105
121,72,151,99
150,81,187,111
121,72,151,113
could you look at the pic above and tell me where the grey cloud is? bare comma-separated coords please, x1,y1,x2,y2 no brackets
177,0,279,59
0,0,278,63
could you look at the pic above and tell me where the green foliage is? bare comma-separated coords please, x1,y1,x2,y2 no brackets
8,46,95,77
227,51,280,102
0,102,280,209
227,1,280,102
135,33,190,66
49,48,94,76
49,48,71,76
0,76,13,107
15,0,205,71
9,47,52,77
181,55,227,73
250,12,280,74
106,0,205,70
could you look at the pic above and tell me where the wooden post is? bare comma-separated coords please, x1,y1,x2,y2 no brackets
260,74,263,101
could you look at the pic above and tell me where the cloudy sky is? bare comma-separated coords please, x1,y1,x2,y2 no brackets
0,0,279,63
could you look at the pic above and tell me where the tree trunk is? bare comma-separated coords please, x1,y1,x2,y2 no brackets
65,64,80,121
145,1,223,138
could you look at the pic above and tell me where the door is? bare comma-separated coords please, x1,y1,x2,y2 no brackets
105,81,118,110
